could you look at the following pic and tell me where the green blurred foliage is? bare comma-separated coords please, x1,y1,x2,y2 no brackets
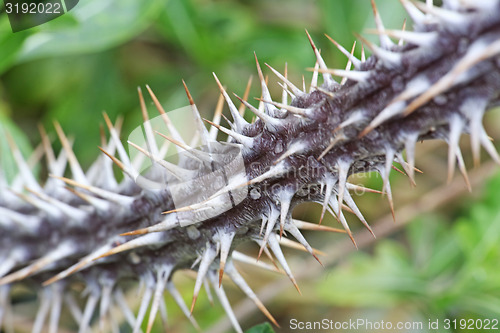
245,322,275,333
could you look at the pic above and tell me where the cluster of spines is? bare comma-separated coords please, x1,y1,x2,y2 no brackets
1,0,500,332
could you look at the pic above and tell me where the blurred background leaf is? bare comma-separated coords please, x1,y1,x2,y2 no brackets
245,322,275,333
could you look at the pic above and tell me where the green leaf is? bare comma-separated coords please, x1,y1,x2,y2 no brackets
0,105,34,183
17,0,165,62
245,322,276,333
316,242,427,308
0,16,29,75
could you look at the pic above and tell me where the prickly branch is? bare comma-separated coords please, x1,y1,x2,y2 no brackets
1,1,500,332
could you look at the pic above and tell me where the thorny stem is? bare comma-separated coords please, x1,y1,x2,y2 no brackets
206,161,499,333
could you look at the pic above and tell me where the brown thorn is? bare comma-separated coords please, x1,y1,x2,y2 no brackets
318,208,326,225
354,33,383,58
263,247,280,271
49,175,87,190
98,147,125,171
53,121,83,173
64,186,86,201
203,118,222,130
145,84,167,115
43,275,61,286
120,228,149,236
304,28,317,53
238,76,253,116
161,201,206,215
221,113,232,127
370,0,379,18
279,237,326,257
346,229,358,250
312,253,324,267
341,203,355,215
161,207,183,214
293,220,346,233
218,265,225,288
254,52,265,83
254,97,307,116
399,19,407,46
114,115,124,135
255,300,280,328
102,112,115,133
181,79,196,106
402,39,500,116
358,125,372,138
347,184,383,195
312,85,335,98
43,259,90,286
290,277,302,295
94,250,117,262
283,62,288,102
99,123,107,148
38,124,56,167
256,242,266,262
391,165,406,175
137,86,149,123
388,196,395,222
190,295,198,314
154,131,195,156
